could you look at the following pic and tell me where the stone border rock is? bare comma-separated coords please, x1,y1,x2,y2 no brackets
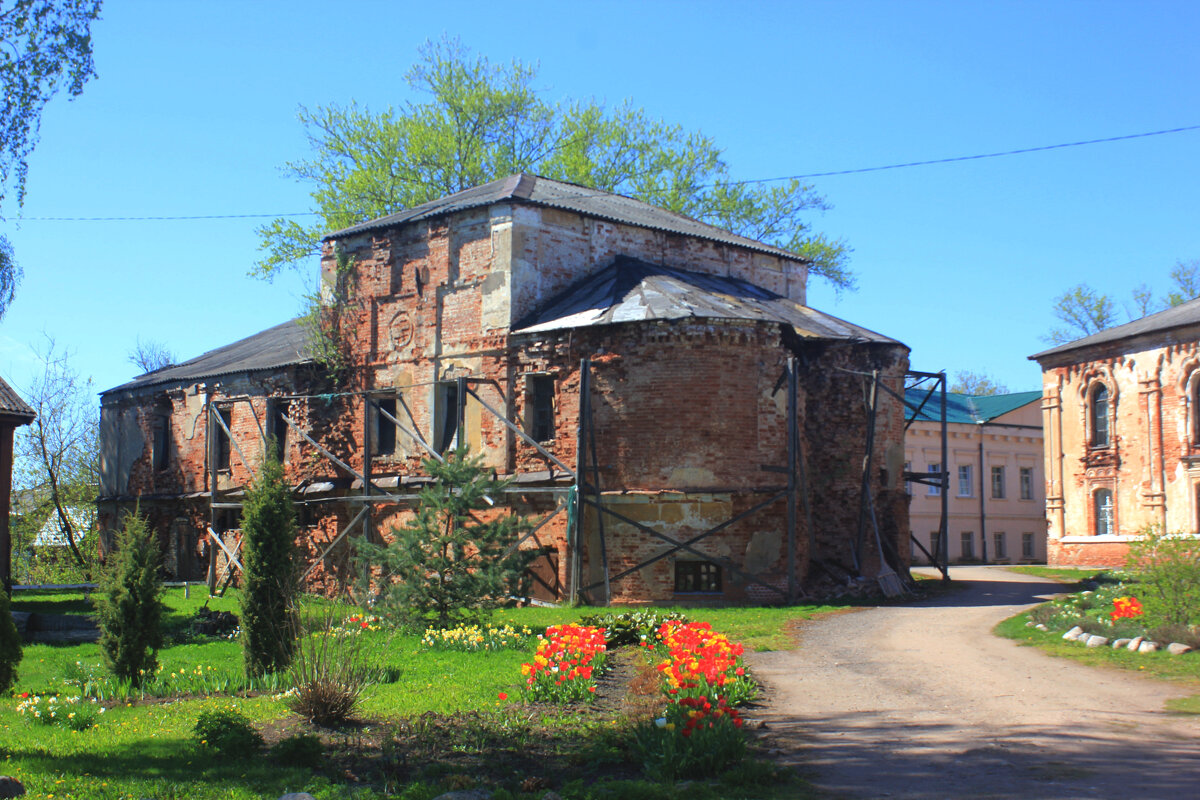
1044,624,1194,655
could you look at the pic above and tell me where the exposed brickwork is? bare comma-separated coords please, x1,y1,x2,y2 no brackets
100,194,909,603
1036,325,1200,566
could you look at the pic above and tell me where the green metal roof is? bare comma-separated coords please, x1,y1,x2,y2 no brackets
904,389,1041,425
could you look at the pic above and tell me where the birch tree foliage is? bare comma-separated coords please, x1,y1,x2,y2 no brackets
255,37,854,293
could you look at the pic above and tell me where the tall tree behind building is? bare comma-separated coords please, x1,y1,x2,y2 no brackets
255,36,854,293
0,0,103,318
14,338,98,569
1045,260,1200,345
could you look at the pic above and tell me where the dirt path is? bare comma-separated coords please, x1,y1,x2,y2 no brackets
748,566,1200,799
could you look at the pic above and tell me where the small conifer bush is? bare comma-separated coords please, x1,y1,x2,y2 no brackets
357,448,534,630
94,513,164,687
0,587,22,693
241,451,299,677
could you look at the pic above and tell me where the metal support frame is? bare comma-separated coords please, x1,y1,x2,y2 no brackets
896,370,951,581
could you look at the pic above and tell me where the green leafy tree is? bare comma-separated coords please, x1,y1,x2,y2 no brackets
94,513,163,687
0,586,22,693
256,36,853,293
949,370,1010,396
1045,284,1119,345
357,448,533,630
240,452,298,678
0,0,103,318
1164,259,1200,308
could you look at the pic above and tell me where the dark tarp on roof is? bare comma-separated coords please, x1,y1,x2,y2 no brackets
101,318,312,397
327,174,806,262
512,255,902,345
0,375,34,422
1031,295,1200,362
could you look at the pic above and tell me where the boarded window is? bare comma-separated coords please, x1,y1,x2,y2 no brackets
674,561,722,593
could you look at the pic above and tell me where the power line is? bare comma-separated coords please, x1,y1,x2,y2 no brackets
12,211,318,221
10,123,1200,221
739,123,1200,183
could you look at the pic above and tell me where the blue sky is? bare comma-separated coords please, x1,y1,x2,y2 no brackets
2,0,1198,399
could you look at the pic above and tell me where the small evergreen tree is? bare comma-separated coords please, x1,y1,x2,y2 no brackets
0,586,22,693
241,452,298,677
357,448,533,630
95,513,163,687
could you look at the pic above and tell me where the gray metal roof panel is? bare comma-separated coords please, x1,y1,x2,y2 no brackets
326,174,805,261
0,374,34,420
511,256,902,345
101,318,313,396
1030,296,1200,361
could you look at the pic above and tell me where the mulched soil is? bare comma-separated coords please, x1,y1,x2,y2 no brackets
256,646,667,795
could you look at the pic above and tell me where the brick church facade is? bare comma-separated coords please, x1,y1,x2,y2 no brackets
99,175,911,604
1032,297,1200,566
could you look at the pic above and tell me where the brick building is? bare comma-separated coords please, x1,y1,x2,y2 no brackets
905,389,1045,566
1031,297,1200,566
99,174,911,603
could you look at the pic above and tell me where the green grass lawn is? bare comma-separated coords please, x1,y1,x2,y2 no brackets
3,590,832,799
1003,565,1110,586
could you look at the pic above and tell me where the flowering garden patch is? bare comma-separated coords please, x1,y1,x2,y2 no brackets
521,623,607,702
422,623,534,652
1111,596,1144,621
649,620,756,705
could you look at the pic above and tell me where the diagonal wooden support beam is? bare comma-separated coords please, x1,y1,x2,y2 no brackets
206,526,243,573
504,501,565,557
211,405,257,482
278,412,402,500
302,506,369,580
465,386,575,477
579,497,787,598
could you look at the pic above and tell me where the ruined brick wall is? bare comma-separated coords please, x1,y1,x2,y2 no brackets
1038,326,1200,566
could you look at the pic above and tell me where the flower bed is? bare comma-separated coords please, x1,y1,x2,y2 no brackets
16,692,105,731
422,623,535,652
521,623,607,702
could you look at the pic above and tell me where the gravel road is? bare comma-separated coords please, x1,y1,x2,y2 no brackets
748,566,1200,799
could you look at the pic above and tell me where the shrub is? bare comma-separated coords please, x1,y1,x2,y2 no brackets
94,513,163,687
241,452,299,677
272,733,324,767
193,707,263,757
579,610,689,647
287,607,371,726
0,587,21,694
1127,527,1200,626
356,448,533,630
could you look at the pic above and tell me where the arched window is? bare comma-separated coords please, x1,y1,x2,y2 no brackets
1093,488,1114,536
1090,383,1110,448
1192,375,1200,446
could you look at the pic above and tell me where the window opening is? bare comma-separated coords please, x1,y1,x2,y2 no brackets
152,399,171,472
674,561,722,593
928,463,941,496
1021,532,1035,559
435,382,460,453
374,396,397,456
1094,488,1114,536
991,465,1006,499
960,531,975,560
993,531,1007,559
212,406,232,472
957,465,973,497
1091,384,1110,447
1019,466,1033,500
526,374,556,442
267,399,289,463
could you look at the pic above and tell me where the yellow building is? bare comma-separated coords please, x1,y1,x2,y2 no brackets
906,390,1046,565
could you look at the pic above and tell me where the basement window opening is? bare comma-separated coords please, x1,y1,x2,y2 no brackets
674,561,722,594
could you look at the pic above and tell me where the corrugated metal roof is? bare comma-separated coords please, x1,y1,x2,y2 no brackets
512,255,901,344
0,375,34,421
904,388,1041,424
101,318,313,396
326,174,805,262
1030,295,1200,361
